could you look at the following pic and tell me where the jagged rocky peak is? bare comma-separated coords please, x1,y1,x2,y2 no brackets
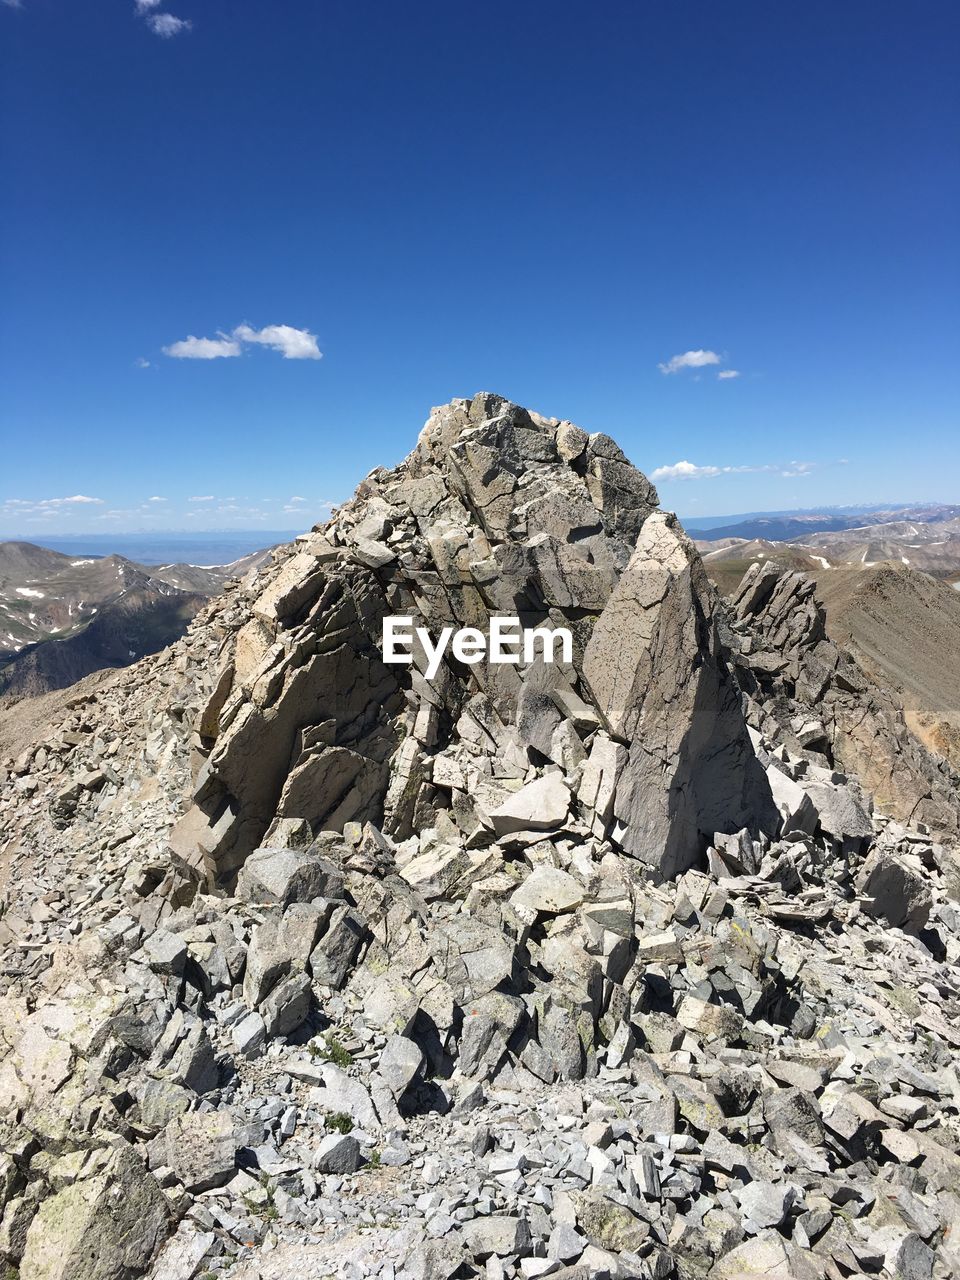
410,391,658,549
173,392,775,883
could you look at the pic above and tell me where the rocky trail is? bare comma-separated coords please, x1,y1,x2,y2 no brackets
0,395,958,1280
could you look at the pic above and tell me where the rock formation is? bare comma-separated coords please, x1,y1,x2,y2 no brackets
0,396,958,1280
171,393,774,883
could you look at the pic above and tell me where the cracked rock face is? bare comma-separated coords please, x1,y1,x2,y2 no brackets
1,394,959,1280
173,392,777,884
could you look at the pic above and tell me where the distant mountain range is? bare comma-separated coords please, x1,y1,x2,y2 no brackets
696,508,960,586
0,540,275,702
686,502,960,542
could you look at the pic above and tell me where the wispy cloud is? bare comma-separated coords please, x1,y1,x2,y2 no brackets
161,323,322,362
134,1,192,38
146,13,191,37
0,489,345,534
2,1,24,10
3,495,105,507
717,369,740,380
185,503,270,521
0,494,106,522
163,335,241,359
658,349,721,375
651,460,816,482
233,323,322,360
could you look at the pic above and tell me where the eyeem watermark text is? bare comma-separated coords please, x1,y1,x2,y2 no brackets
383,616,573,680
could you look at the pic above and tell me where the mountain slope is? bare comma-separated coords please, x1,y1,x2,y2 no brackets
0,541,275,701
815,562,960,769
0,584,207,700
696,537,833,596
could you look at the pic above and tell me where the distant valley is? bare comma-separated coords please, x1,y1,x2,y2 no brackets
0,540,275,702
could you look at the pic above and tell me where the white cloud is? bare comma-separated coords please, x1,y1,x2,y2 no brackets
134,1,192,39
658,349,721,375
163,334,241,359
288,495,306,504
145,12,191,37
162,322,322,362
29,495,104,507
1,495,106,519
135,356,152,368
147,495,167,502
233,323,322,360
651,459,818,482
189,495,215,502
717,369,740,380
651,461,726,481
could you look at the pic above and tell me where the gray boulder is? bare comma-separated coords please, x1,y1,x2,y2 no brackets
313,1133,361,1174
161,1110,236,1193
260,971,313,1037
236,845,344,906
488,775,571,836
803,778,873,846
766,765,818,836
856,847,932,932
463,1215,533,1260
510,866,584,917
378,1034,425,1098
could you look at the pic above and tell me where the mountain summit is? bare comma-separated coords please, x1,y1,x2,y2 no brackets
1,396,959,1280
171,391,776,883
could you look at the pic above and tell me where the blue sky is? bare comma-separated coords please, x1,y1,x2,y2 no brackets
1,0,957,534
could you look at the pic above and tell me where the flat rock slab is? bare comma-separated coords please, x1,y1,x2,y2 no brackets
510,866,584,916
488,775,571,835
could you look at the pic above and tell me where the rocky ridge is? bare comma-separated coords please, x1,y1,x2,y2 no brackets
1,395,959,1280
